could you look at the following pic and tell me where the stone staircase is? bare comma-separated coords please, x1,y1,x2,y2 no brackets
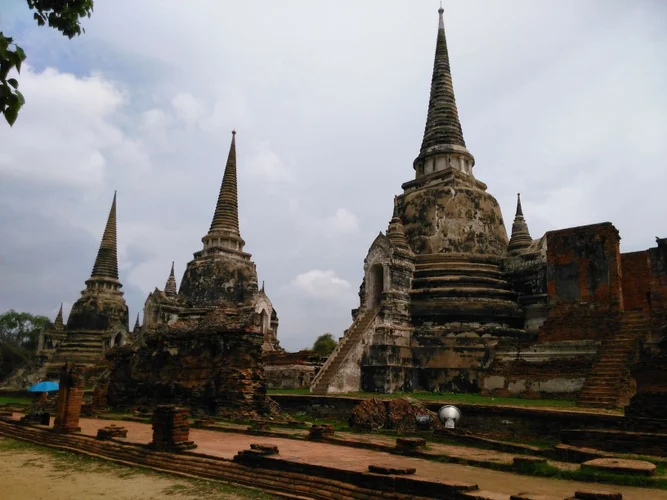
310,308,378,395
44,333,105,378
577,311,648,409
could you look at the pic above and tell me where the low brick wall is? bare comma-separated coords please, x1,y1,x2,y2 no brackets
269,394,627,441
0,419,520,500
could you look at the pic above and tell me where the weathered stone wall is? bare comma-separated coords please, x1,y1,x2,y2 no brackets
398,172,509,256
67,293,129,332
106,317,266,417
178,253,258,308
264,350,321,389
538,223,623,343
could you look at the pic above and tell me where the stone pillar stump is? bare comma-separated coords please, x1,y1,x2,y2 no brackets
147,405,197,451
53,363,85,434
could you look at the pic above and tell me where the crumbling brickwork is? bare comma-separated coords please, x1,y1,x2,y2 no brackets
147,405,196,451
539,223,623,343
53,363,85,433
107,309,266,417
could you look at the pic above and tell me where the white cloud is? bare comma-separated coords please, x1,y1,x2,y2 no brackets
247,145,293,184
288,269,354,301
323,208,360,236
0,65,129,187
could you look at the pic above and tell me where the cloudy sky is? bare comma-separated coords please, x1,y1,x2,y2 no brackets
1,1,666,350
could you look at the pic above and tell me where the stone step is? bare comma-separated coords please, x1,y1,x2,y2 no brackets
411,275,511,289
409,286,517,300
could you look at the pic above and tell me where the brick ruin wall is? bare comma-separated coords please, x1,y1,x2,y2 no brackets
263,350,321,390
482,224,622,398
538,223,623,343
106,325,266,417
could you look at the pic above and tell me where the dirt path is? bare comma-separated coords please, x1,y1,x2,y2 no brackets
0,437,274,500
76,417,667,500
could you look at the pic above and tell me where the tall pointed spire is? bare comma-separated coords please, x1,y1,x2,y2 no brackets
414,7,474,178
91,191,119,280
210,130,240,235
164,261,178,296
508,193,533,256
201,131,247,254
54,303,64,330
133,312,141,332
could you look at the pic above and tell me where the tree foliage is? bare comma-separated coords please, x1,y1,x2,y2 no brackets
0,309,50,380
1,0,94,126
312,333,337,358
0,309,50,350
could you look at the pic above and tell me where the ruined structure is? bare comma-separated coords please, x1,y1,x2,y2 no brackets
4,194,131,387
311,8,667,408
141,132,280,353
105,132,272,416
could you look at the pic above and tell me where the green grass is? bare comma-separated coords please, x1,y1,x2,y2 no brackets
0,396,32,405
0,438,279,498
267,389,579,409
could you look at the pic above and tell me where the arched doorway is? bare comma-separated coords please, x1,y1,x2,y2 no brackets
114,332,124,347
367,263,384,309
260,309,270,335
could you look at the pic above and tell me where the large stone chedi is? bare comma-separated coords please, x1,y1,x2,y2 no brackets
311,8,520,395
311,8,667,401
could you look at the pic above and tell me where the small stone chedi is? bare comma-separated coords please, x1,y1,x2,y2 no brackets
105,132,272,416
34,193,130,381
310,7,667,407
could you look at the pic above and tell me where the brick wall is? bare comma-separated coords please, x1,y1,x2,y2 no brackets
621,250,651,311
539,223,622,342
647,238,667,338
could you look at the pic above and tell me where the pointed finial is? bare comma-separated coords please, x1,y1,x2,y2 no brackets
232,129,236,135
54,303,65,330
90,191,119,280
438,3,444,28
515,193,524,217
164,261,178,296
261,280,265,292
208,131,241,235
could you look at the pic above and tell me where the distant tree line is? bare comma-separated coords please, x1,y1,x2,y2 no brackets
0,309,49,379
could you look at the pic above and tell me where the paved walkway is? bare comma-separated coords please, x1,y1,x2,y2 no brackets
76,417,666,500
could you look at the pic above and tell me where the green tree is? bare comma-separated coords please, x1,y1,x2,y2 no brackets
0,309,50,380
312,333,337,358
1,0,94,126
0,309,50,350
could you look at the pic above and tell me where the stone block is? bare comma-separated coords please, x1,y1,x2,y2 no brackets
396,437,426,453
574,490,623,500
308,424,335,440
581,458,655,477
368,464,416,475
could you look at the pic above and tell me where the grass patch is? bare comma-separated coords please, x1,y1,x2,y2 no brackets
0,437,279,498
512,460,667,490
267,389,579,409
0,396,32,405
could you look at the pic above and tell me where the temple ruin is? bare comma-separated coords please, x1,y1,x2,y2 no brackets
310,7,667,408
104,131,274,415
9,193,131,386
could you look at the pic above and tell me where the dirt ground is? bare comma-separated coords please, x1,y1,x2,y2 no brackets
0,437,275,500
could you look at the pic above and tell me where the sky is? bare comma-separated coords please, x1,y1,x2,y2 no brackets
0,1,666,351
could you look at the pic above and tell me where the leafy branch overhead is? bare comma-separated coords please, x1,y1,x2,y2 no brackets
0,0,94,127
